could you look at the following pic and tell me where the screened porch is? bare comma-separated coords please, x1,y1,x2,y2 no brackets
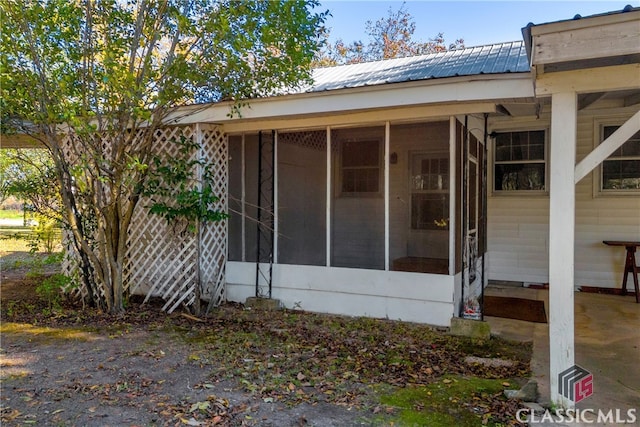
225,117,487,326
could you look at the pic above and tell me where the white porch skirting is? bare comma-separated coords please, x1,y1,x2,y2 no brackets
226,262,455,326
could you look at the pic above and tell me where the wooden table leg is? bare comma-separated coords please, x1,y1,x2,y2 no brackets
622,246,640,303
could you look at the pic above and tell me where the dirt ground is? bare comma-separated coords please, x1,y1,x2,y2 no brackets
1,265,369,426
1,318,364,426
1,253,529,427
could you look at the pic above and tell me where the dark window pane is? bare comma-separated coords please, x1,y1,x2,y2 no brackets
342,140,379,167
495,133,511,162
601,126,640,191
495,163,545,191
469,134,479,159
411,194,450,230
341,139,380,194
420,159,429,174
604,127,640,157
603,126,618,139
528,131,545,160
494,130,545,162
469,161,477,230
439,158,449,174
493,130,546,191
619,139,640,157
603,160,640,189
510,132,526,161
510,144,524,161
343,169,355,192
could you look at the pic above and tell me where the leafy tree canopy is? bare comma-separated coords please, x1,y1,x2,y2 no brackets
315,3,464,66
1,0,328,131
0,0,328,314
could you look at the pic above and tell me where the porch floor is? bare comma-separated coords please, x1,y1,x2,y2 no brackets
485,283,640,420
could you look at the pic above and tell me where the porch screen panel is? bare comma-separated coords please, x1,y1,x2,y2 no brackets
389,122,450,274
331,126,385,270
278,130,327,265
243,134,260,262
228,135,243,261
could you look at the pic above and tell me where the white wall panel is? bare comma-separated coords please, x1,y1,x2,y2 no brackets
226,262,455,326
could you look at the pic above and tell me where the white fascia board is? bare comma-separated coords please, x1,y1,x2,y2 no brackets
530,9,640,36
166,73,534,126
221,102,497,134
532,19,640,65
535,64,640,96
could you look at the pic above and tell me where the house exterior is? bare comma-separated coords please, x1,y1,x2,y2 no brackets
161,6,640,324
167,7,639,408
6,5,638,408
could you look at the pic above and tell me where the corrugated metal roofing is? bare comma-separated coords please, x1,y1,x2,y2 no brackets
296,41,529,94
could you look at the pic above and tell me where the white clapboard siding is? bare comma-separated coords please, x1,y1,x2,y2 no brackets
488,102,640,288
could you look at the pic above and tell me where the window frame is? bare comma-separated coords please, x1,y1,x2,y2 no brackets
338,138,383,197
409,151,450,231
593,117,640,197
490,127,549,196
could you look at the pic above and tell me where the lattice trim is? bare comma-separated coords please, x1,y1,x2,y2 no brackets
63,124,228,314
279,130,327,151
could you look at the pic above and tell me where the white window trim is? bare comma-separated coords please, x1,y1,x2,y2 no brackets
489,127,549,196
592,116,640,197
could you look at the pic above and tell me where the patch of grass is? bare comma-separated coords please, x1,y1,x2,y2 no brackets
0,226,33,252
0,225,62,254
0,322,99,343
378,376,514,426
0,209,23,220
3,372,30,381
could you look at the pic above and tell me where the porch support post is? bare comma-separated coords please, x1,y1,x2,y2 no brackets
548,91,577,409
384,121,390,271
273,131,279,264
326,126,331,267
241,134,246,262
448,117,456,277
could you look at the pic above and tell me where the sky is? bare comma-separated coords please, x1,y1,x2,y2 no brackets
319,1,637,47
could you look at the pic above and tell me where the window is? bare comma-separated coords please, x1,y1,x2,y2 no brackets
410,153,449,230
341,140,381,194
493,130,546,192
600,125,640,192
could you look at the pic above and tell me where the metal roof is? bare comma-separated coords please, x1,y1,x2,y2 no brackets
296,41,529,94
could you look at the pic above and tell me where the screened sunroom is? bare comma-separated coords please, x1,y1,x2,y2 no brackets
225,117,487,326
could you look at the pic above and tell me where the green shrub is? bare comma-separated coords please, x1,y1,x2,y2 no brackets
36,274,72,309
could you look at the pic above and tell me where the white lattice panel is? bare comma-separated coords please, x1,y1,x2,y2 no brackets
279,130,326,151
199,127,228,310
60,229,87,301
58,132,107,303
63,125,228,314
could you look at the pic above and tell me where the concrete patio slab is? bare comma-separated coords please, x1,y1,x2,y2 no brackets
485,285,639,426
